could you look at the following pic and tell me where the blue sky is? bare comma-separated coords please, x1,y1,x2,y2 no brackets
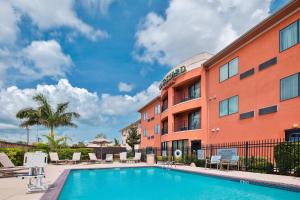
0,0,289,143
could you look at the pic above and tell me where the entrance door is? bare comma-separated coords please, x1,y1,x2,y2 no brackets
191,140,201,156
285,128,300,142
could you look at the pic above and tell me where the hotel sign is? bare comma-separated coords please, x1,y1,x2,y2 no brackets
159,66,186,89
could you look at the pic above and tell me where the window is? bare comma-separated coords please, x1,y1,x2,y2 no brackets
280,21,298,51
143,128,147,136
188,110,200,130
280,73,299,101
162,98,168,111
154,124,160,134
154,104,160,115
143,112,148,121
219,58,239,82
219,96,239,117
188,81,200,99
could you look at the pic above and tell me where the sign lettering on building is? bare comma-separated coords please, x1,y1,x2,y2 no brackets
159,66,186,89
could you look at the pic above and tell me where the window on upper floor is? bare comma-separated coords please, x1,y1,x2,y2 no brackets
143,128,148,136
188,110,200,130
154,104,160,115
280,73,299,101
162,98,168,112
219,58,239,82
219,96,239,117
143,112,148,121
280,20,299,52
188,81,200,99
154,124,160,134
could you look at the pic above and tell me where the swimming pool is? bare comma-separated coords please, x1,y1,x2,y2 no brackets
58,167,300,200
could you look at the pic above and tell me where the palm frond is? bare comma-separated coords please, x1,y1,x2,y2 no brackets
55,102,69,115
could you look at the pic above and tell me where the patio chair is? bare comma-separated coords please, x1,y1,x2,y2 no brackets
205,155,221,169
71,152,81,164
221,155,240,170
88,153,102,163
0,152,27,177
133,152,141,163
49,152,68,164
105,154,113,162
119,152,127,163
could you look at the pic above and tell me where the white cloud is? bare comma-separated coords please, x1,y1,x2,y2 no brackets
134,0,271,65
0,1,19,45
0,40,72,85
79,0,115,16
19,40,72,79
102,81,159,115
0,79,159,141
10,0,107,41
118,82,134,92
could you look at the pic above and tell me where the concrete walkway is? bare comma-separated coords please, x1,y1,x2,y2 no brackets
0,163,300,200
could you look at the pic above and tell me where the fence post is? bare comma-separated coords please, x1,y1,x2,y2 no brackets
210,144,213,157
245,142,249,171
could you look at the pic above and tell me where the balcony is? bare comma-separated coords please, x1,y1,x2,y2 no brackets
173,80,200,105
162,98,168,112
174,109,200,132
161,128,168,135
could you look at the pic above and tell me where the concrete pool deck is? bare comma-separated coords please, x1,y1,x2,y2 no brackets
0,163,300,200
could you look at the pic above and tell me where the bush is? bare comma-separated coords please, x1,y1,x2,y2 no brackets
0,148,27,166
295,166,300,177
55,148,93,161
274,142,300,175
241,157,274,174
194,159,206,167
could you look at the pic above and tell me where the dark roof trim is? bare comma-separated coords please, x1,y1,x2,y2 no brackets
137,96,160,112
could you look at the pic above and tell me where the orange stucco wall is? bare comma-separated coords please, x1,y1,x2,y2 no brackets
140,98,161,148
139,8,300,149
206,10,300,144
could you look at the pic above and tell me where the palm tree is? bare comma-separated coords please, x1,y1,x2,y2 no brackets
16,94,80,140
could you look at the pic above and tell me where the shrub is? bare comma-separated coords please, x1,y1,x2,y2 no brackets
274,142,300,175
245,157,273,174
295,166,300,177
194,159,206,167
0,148,27,166
55,148,93,161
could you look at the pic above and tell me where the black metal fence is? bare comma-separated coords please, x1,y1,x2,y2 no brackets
138,139,300,176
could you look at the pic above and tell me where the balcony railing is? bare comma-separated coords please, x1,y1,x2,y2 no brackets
174,120,200,132
161,128,168,135
173,95,199,105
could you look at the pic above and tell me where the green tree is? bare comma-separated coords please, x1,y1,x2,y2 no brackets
126,126,141,154
43,135,65,150
73,141,86,148
114,138,120,147
16,94,80,140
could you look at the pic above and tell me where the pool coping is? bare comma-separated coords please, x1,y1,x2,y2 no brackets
41,165,300,200
159,166,300,192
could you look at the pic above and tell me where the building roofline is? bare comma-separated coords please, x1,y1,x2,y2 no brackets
203,0,300,69
119,119,141,132
137,96,160,112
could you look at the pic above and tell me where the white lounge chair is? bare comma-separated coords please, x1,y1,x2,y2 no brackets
133,152,141,163
88,153,102,163
71,152,81,164
221,155,240,170
0,152,27,177
105,154,113,162
49,152,67,164
119,152,127,163
205,155,221,169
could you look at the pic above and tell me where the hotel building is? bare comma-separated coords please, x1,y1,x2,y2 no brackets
120,120,141,150
138,0,300,150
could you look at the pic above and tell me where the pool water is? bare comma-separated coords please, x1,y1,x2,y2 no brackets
58,167,300,200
